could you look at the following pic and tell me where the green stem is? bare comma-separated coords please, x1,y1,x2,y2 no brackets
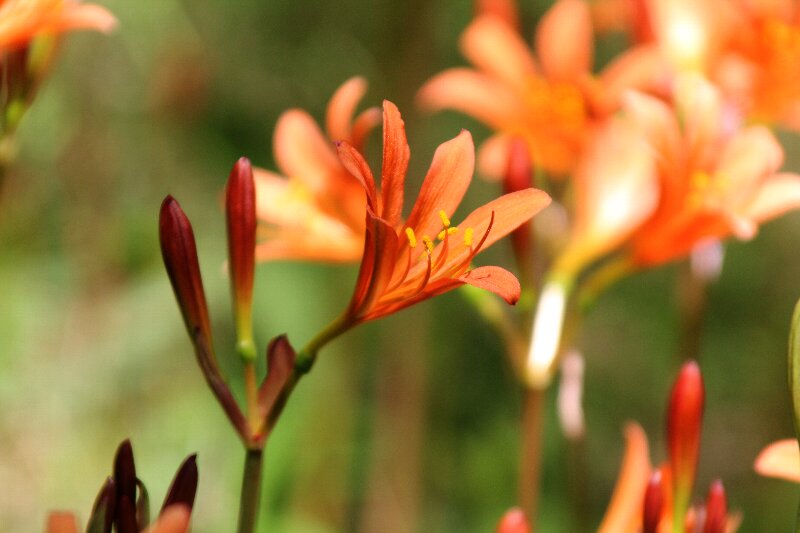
677,260,709,362
237,448,264,533
518,387,546,525
295,312,354,373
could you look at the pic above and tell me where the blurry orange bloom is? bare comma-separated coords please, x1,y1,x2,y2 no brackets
624,75,800,266
418,0,666,178
755,438,800,483
45,506,191,533
335,100,550,324
0,0,116,51
254,77,380,262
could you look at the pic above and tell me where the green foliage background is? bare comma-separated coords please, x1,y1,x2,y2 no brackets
1,1,799,530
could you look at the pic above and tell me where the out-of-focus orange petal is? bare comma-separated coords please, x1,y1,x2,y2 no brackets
45,512,79,533
43,3,117,33
597,423,652,533
418,68,521,128
380,100,410,227
536,0,593,82
595,45,670,114
477,133,511,181
0,0,116,50
754,439,800,483
405,129,475,239
714,126,784,198
273,109,342,193
495,506,531,533
459,265,521,304
460,15,538,91
325,76,369,143
143,505,191,533
570,117,659,260
742,172,800,222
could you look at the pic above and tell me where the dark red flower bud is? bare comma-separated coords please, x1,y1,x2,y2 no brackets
504,138,534,281
642,469,664,533
161,454,198,515
159,196,213,347
258,335,297,438
496,507,530,533
86,477,116,533
225,157,257,360
667,360,705,527
703,479,727,533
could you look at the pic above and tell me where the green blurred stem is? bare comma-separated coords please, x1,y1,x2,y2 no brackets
677,260,709,361
518,387,545,525
789,300,800,533
237,448,264,533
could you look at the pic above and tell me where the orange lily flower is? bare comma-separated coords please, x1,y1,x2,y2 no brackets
0,0,116,51
755,438,800,483
334,100,551,325
254,77,381,262
624,75,800,267
418,0,667,178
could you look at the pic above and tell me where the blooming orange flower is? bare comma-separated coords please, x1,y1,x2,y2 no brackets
755,438,800,483
253,77,380,262
418,0,667,178
335,100,550,325
624,75,800,266
0,0,116,51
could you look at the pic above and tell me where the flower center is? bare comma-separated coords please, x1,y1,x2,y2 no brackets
523,78,586,130
685,170,729,209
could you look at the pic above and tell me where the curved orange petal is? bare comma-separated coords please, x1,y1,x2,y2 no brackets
459,265,521,304
406,129,475,239
536,0,593,82
460,15,538,90
349,212,400,319
442,188,551,269
273,109,341,193
417,68,522,128
597,423,652,533
476,0,520,28
325,76,369,143
595,45,670,115
46,3,117,33
754,439,800,483
337,140,378,211
351,107,382,150
380,100,410,227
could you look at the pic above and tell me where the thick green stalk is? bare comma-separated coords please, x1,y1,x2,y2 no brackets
237,448,264,533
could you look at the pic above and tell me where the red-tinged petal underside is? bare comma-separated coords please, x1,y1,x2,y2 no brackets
754,439,800,483
405,129,475,239
417,68,522,128
325,76,369,144
273,109,343,194
459,265,520,304
536,0,593,82
380,100,410,227
347,211,400,319
460,15,538,91
337,140,378,211
597,423,652,533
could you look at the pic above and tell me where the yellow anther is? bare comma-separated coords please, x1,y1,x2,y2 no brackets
438,210,451,228
464,227,474,247
437,227,459,240
422,236,434,253
405,227,418,248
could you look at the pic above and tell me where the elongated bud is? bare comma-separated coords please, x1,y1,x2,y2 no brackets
258,335,298,438
496,507,530,533
113,440,139,533
702,479,727,533
225,157,257,361
504,138,534,281
87,477,116,533
161,454,198,515
642,470,664,533
525,280,568,388
668,361,704,531
159,196,213,349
